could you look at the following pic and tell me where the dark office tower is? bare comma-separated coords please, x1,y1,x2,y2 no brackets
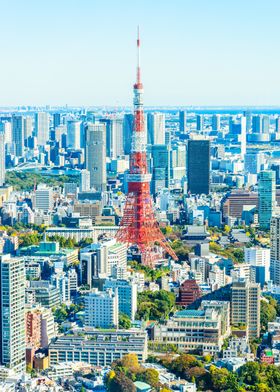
276,117,280,133
179,110,187,133
252,115,263,133
243,109,252,133
123,113,134,155
196,114,204,131
262,115,270,133
212,114,220,131
148,144,170,195
12,115,24,157
187,139,210,195
53,113,61,129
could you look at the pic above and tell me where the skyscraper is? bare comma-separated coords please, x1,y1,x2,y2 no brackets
67,120,81,149
212,114,221,131
243,109,252,133
196,114,204,131
85,123,107,192
245,152,264,174
252,115,262,133
35,112,49,145
240,116,247,158
53,113,61,129
179,110,187,133
12,115,24,157
0,131,5,186
276,116,280,133
187,139,210,195
231,280,260,339
148,144,170,194
123,113,134,155
0,121,12,144
0,130,5,186
258,170,276,230
0,255,26,372
24,116,33,140
262,115,270,133
270,216,280,284
147,112,165,145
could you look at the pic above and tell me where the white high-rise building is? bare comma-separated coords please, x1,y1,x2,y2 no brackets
12,115,24,157
240,116,247,158
245,247,270,283
104,278,138,320
147,112,165,145
35,184,54,211
79,169,91,192
0,255,26,372
35,112,49,146
85,123,106,191
67,120,81,149
24,116,33,140
0,121,12,144
111,118,124,158
0,131,5,186
84,288,118,328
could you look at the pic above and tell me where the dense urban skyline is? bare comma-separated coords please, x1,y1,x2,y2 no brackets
1,0,280,106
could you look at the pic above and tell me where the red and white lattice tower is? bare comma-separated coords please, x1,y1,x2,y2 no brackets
116,28,178,267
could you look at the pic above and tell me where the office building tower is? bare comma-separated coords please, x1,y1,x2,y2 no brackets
245,247,270,285
64,182,77,196
147,112,165,145
24,116,33,140
262,115,270,133
231,280,260,339
85,123,107,192
84,288,118,328
179,110,187,133
35,184,54,211
0,121,12,144
12,115,24,157
245,152,264,174
123,113,134,155
258,170,276,230
270,216,280,284
104,278,137,320
196,114,204,131
111,118,124,158
240,116,247,157
79,169,91,192
148,144,170,194
67,120,81,149
276,117,280,133
80,239,127,287
252,115,262,133
53,113,61,129
187,139,210,194
0,131,5,186
170,143,186,180
212,114,220,131
35,112,49,146
0,255,26,372
243,109,252,133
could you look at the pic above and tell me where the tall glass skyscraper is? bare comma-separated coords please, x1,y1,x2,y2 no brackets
0,255,26,372
187,139,210,195
258,170,276,230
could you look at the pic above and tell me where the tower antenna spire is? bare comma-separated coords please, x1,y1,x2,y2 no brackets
137,25,141,84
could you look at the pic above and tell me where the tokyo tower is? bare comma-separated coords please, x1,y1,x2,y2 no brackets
116,29,178,267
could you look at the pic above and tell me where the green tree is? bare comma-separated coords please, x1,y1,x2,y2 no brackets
107,372,136,392
119,313,132,329
209,365,229,391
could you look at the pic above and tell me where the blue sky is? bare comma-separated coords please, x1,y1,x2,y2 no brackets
1,0,280,106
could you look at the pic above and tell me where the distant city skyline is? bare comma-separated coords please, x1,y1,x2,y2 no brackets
1,0,280,106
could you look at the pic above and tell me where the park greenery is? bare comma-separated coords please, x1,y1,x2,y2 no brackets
6,171,79,191
136,290,176,321
128,261,170,282
209,241,245,263
106,353,266,392
106,353,171,392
